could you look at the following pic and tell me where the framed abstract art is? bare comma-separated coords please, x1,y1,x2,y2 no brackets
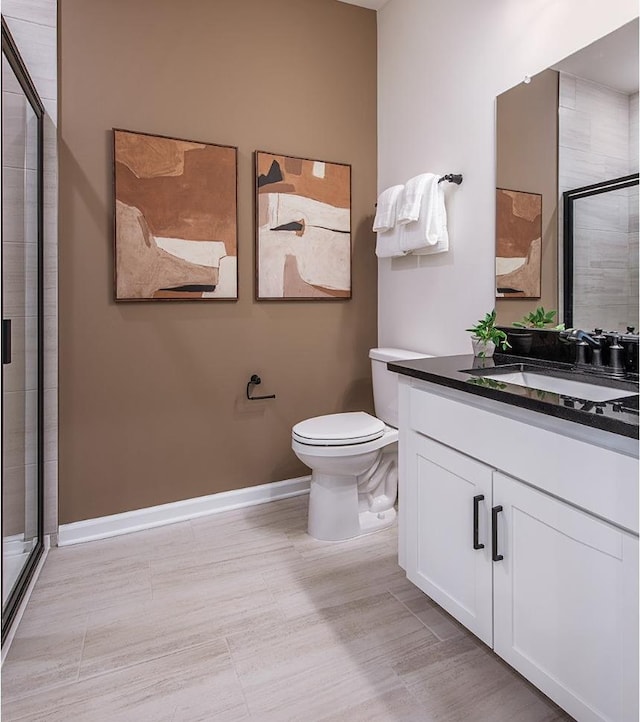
113,129,238,300
495,188,542,298
255,150,351,300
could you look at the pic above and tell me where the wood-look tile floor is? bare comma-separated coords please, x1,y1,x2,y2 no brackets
1,495,574,721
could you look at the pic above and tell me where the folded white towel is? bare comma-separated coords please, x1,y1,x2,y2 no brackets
373,185,404,233
397,173,435,224
399,174,448,254
375,227,406,258
412,223,449,255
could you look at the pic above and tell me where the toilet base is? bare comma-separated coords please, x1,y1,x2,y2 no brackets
307,470,397,542
308,503,396,542
357,506,396,536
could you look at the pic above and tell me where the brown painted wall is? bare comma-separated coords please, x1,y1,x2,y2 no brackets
496,69,559,326
58,0,378,524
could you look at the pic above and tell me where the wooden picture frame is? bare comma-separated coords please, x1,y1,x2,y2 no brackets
113,129,238,301
254,150,352,300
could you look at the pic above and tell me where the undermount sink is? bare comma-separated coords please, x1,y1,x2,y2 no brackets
467,367,639,403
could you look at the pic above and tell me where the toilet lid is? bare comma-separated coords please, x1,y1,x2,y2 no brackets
292,412,385,446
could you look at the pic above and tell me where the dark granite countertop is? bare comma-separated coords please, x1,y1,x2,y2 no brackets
388,353,639,439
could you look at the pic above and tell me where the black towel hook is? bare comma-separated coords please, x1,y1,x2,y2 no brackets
246,374,276,401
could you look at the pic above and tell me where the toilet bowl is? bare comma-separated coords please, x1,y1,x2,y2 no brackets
292,348,429,541
292,412,399,541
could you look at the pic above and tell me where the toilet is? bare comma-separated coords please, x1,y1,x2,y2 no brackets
292,348,429,541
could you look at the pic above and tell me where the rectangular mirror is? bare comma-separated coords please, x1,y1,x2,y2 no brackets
495,18,639,333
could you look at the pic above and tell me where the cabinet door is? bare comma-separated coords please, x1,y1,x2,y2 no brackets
493,471,639,722
405,433,493,645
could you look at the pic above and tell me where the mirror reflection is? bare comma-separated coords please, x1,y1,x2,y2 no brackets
495,19,639,333
565,175,638,331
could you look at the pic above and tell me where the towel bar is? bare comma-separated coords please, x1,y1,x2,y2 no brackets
438,174,463,185
374,173,462,207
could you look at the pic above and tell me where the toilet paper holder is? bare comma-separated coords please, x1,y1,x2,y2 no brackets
246,374,276,401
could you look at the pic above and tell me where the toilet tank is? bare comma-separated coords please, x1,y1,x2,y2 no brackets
369,348,431,428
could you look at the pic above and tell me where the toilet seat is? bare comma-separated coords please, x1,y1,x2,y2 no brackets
292,412,385,446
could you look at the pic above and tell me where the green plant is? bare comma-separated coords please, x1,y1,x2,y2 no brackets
468,377,507,390
466,310,511,350
513,306,564,330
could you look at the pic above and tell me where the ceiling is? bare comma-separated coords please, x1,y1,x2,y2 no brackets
338,4,638,94
552,18,638,94
337,0,389,10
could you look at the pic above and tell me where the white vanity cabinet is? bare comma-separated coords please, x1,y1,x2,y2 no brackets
493,471,638,722
398,376,639,722
406,432,493,645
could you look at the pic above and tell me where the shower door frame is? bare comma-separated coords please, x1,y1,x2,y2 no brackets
1,16,45,645
563,172,640,330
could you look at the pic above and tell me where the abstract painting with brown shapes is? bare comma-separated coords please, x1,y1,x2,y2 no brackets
495,188,542,298
114,129,237,301
255,151,351,300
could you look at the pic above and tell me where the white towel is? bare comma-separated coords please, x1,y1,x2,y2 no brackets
373,185,404,233
397,173,435,224
398,174,447,254
412,229,448,255
375,227,406,258
411,180,449,255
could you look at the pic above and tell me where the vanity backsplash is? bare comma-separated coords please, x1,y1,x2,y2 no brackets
498,327,639,375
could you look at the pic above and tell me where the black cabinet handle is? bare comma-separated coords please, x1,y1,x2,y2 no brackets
2,319,11,365
473,494,484,549
492,505,504,562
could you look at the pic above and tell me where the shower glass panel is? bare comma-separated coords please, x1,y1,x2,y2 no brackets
2,18,44,642
563,174,640,332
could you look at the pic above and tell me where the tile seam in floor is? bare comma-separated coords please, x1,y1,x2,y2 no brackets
387,587,451,643
1,609,91,704
2,659,85,707
259,570,289,624
384,654,430,720
2,635,226,709
75,636,227,688
74,613,90,683
223,635,252,719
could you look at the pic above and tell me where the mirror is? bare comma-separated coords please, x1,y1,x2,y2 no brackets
495,18,639,332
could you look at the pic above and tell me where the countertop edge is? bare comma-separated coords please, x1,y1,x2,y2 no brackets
389,356,639,441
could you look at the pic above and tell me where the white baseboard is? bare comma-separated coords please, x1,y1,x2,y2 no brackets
58,476,311,547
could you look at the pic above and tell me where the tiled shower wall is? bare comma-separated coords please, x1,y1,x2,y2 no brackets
559,74,639,331
2,1,58,536
2,53,36,539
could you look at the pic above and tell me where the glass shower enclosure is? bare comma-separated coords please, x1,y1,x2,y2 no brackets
1,17,45,643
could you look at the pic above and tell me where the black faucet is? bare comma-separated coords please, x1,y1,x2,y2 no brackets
559,329,600,365
560,329,628,377
608,334,625,375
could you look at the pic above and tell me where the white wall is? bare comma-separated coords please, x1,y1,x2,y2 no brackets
377,0,639,356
